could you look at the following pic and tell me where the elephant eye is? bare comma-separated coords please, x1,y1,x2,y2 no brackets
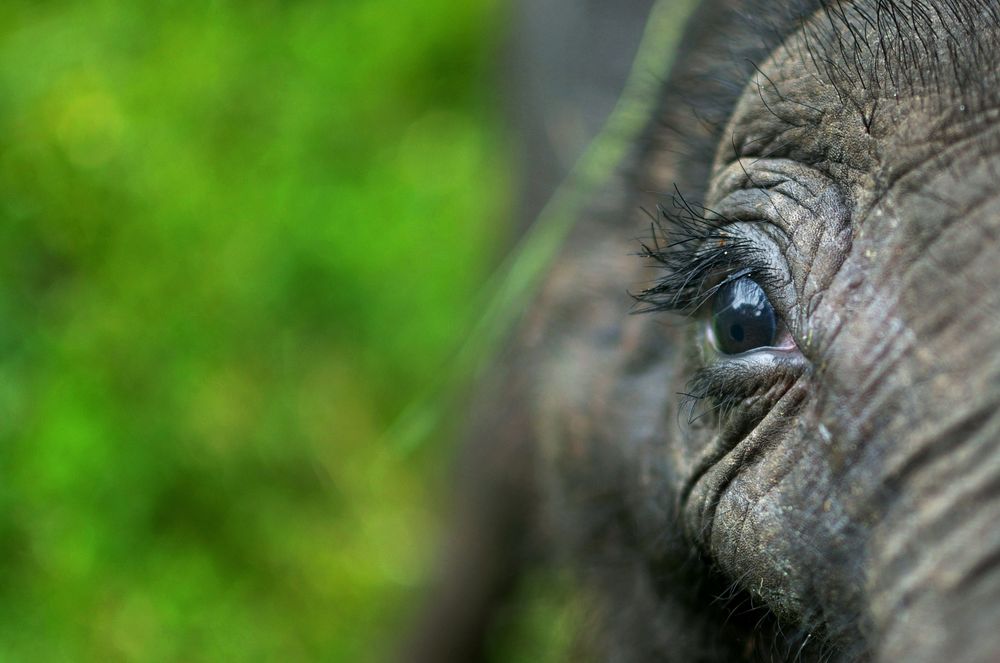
710,277,778,354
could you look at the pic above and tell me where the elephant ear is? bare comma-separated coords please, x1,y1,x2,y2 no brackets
402,1,822,662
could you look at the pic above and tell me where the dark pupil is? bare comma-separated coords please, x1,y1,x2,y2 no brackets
711,277,777,354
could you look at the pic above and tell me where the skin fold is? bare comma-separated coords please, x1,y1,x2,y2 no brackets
408,1,1000,661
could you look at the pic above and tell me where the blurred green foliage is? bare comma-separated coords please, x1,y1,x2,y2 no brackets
0,0,512,660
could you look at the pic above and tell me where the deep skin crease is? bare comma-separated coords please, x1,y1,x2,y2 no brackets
407,1,1000,662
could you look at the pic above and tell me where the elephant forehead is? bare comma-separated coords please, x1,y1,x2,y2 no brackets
718,1,1000,193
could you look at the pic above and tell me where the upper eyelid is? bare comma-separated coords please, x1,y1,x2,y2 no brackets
711,157,819,195
633,203,781,317
714,182,826,232
708,159,840,226
634,157,845,321
704,222,793,304
707,158,852,322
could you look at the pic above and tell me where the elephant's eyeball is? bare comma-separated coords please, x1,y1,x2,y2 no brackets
710,277,778,354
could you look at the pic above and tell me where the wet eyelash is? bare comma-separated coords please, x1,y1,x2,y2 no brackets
631,188,777,316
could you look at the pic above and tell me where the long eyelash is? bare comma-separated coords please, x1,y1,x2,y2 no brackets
677,388,741,429
631,188,776,316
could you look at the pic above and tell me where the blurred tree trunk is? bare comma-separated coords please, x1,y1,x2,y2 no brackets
503,0,657,233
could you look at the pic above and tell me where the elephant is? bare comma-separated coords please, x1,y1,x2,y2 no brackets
407,0,1000,661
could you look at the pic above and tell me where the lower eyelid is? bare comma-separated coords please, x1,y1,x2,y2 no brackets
686,347,808,417
702,347,808,385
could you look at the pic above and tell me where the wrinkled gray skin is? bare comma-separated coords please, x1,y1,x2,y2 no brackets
408,1,1000,661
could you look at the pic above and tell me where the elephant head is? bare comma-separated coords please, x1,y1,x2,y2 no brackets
408,1,1000,661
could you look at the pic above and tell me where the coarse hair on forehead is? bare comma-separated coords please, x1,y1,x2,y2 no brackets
789,0,1000,110
637,0,1000,206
